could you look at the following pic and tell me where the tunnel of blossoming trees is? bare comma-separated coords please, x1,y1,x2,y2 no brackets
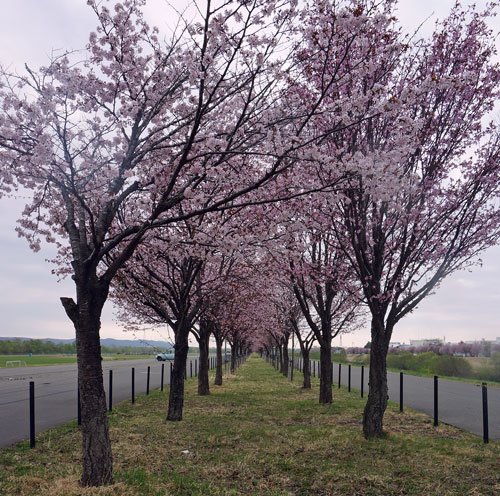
0,0,499,487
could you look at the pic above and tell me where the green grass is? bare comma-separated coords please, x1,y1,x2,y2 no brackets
0,354,152,368
0,356,498,495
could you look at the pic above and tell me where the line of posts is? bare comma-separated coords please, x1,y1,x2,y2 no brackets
28,354,231,448
283,356,491,444
24,357,493,448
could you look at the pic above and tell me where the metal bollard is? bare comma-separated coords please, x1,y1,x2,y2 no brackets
146,366,150,395
161,363,165,392
482,383,489,444
109,370,113,412
132,367,135,404
433,376,438,427
399,372,403,412
361,366,364,398
29,381,35,449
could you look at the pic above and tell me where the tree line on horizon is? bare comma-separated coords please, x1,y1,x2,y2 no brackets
0,339,153,356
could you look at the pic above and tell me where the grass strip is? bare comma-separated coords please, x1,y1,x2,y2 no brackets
0,355,498,495
0,355,153,368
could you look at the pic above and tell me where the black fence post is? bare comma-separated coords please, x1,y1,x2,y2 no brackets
482,383,489,444
185,363,188,381
109,370,113,412
399,372,403,413
29,381,35,449
77,386,81,426
132,367,135,404
190,361,193,378
195,359,198,377
161,363,165,392
348,364,351,392
146,366,151,395
338,363,341,388
361,366,364,398
433,375,438,427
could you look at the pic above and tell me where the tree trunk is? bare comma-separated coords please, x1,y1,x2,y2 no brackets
167,332,189,421
61,281,113,487
319,342,333,404
198,326,210,396
230,343,237,373
282,342,289,378
363,318,390,438
302,350,311,389
214,335,223,386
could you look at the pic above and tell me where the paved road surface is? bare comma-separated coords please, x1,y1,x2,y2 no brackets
0,357,207,447
2,357,498,447
304,359,500,440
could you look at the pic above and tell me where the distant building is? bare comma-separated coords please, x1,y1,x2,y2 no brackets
410,339,443,347
389,342,402,348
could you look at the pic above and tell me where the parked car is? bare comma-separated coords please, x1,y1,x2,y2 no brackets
156,351,174,361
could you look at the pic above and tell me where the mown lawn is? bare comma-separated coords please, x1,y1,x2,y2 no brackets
0,355,498,495
0,354,152,368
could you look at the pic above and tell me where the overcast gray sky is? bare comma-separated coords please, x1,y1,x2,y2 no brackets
0,0,498,347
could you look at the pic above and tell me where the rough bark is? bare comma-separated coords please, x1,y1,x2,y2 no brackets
319,341,333,404
61,280,113,487
197,325,210,395
214,335,223,386
302,350,311,389
278,344,284,373
282,342,289,378
362,318,390,438
230,343,237,373
167,332,189,421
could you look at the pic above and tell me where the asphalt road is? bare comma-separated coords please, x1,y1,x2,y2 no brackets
306,359,500,440
0,357,205,447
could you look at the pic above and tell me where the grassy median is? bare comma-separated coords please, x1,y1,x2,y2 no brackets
0,355,498,495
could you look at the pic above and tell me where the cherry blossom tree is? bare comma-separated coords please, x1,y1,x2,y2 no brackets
288,230,363,403
112,225,205,420
113,219,266,419
0,0,370,484
324,3,500,437
290,306,317,389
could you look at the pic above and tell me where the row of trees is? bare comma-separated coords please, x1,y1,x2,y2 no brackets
0,339,77,355
1,0,498,487
347,341,500,357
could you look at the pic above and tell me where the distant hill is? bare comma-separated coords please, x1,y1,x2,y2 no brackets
0,336,172,349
